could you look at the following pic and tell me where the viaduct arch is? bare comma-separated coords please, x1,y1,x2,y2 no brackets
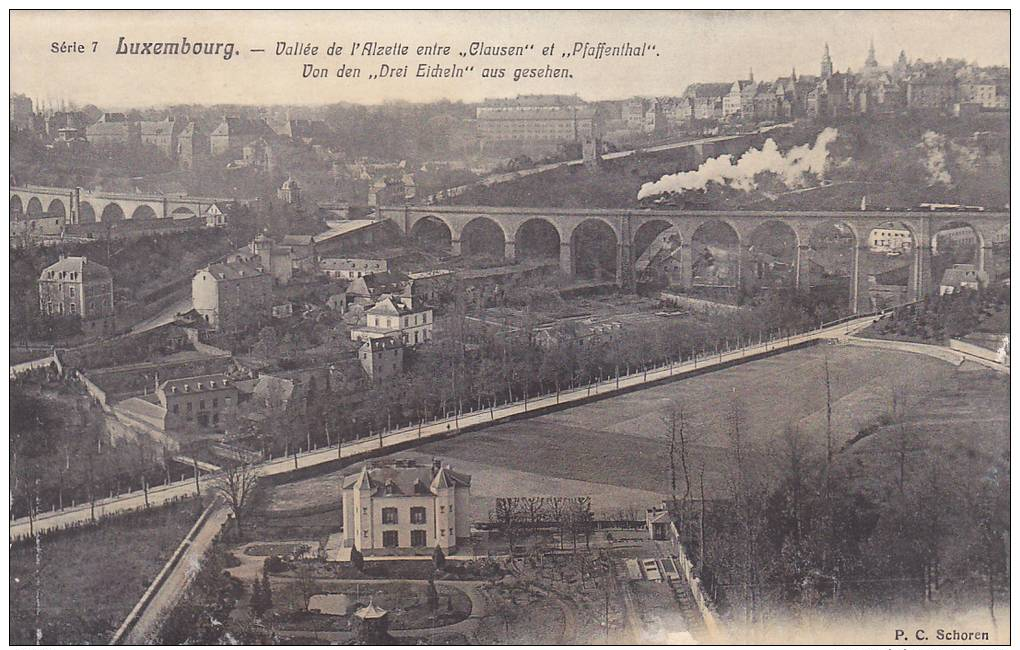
380,205,1009,313
9,184,232,228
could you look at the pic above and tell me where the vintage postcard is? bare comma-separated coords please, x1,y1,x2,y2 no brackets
8,9,1011,646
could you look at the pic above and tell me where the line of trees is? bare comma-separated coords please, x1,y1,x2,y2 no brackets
671,371,1010,635
489,496,595,555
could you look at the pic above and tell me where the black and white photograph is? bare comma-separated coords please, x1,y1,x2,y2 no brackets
7,9,1011,645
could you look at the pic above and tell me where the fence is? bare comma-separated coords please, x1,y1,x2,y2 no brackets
9,352,60,380
75,369,110,411
11,312,881,540
949,338,1009,366
109,498,226,645
669,521,722,640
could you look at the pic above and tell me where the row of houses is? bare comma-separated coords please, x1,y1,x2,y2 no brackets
11,100,340,169
616,42,1009,136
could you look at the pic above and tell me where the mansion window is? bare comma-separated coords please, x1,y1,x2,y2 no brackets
382,507,398,524
410,530,427,547
382,531,399,547
410,507,426,524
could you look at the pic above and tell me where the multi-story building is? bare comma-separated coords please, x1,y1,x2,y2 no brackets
622,98,648,130
157,373,237,433
177,121,209,169
192,260,273,332
680,83,731,121
139,117,184,160
10,94,33,131
209,116,276,157
359,335,404,382
350,296,433,346
340,459,471,554
476,94,599,156
38,256,116,337
868,227,913,253
86,113,141,149
933,226,978,254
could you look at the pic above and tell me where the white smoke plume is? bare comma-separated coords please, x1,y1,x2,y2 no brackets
919,130,952,186
637,127,839,200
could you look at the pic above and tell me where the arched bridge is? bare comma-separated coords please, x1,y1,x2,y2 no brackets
10,184,231,225
378,205,1010,313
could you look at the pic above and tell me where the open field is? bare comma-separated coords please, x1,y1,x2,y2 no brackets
9,500,200,645
260,343,997,520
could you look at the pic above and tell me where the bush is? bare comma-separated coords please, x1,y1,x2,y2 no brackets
264,555,289,573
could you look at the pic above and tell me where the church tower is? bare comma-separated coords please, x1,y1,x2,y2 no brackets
865,38,878,67
821,43,833,79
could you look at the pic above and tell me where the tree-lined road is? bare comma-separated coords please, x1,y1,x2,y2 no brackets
10,312,879,541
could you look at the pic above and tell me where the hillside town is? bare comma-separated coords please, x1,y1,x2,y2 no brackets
9,18,1012,648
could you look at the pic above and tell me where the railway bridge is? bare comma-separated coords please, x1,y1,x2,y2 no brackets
378,204,1009,312
10,184,230,225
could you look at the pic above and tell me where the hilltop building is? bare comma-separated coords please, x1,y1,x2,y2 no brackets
476,94,600,156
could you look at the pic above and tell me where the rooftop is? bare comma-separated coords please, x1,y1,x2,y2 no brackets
40,256,112,282
342,459,470,497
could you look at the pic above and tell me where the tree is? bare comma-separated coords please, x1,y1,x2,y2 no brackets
295,563,317,610
492,497,522,555
250,578,267,617
432,544,446,571
663,402,692,527
253,326,279,360
350,545,364,572
212,458,260,540
261,570,273,611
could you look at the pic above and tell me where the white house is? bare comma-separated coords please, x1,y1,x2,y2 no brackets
350,296,433,346
340,459,471,555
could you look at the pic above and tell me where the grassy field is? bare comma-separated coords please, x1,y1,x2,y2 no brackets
261,344,993,520
409,345,961,504
9,501,200,645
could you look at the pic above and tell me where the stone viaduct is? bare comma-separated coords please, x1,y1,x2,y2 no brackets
10,184,229,225
378,204,1009,313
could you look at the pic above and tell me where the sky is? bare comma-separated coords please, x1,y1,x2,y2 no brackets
10,10,1011,108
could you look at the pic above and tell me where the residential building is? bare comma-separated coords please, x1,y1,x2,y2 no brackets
157,373,237,433
209,116,276,157
204,202,233,228
177,121,209,169
340,459,471,554
359,336,404,382
192,260,273,332
321,257,391,280
350,296,433,346
139,117,184,159
86,113,141,149
868,227,913,253
680,83,731,121
939,264,987,294
622,98,648,130
347,271,412,304
38,256,116,336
